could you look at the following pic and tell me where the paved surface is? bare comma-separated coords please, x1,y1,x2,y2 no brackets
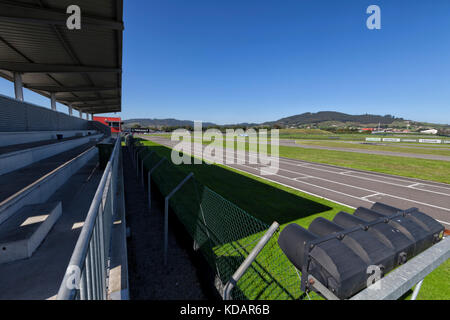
144,136,450,228
0,156,102,300
279,139,450,161
123,147,205,300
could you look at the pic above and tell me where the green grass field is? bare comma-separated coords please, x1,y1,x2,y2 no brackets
279,145,450,184
138,139,450,300
145,130,450,143
277,129,449,141
295,139,450,157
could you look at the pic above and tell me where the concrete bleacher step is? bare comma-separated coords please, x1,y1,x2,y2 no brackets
0,133,103,176
0,142,99,225
0,202,62,264
0,130,98,148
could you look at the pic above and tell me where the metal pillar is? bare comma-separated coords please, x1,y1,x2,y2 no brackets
79,111,83,119
69,106,73,116
14,72,24,101
51,93,57,111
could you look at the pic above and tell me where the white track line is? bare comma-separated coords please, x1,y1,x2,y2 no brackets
146,137,450,226
408,183,421,188
361,193,381,200
161,142,369,208
280,160,450,197
341,170,450,190
238,163,375,204
266,163,450,212
275,155,450,190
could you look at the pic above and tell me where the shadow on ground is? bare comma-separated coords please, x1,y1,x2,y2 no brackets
139,143,333,225
127,141,337,300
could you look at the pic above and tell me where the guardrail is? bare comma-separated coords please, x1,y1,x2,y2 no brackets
56,135,121,300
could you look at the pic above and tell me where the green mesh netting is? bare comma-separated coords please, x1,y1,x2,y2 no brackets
134,143,314,300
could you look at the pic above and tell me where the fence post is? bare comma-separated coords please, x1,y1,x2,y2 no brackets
411,279,424,300
147,157,166,210
222,222,280,300
164,172,195,266
136,149,145,177
141,151,154,186
133,148,140,167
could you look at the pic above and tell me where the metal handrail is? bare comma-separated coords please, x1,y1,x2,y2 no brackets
57,136,121,300
351,236,450,300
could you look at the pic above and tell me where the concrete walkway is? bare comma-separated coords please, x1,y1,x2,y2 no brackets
123,147,206,300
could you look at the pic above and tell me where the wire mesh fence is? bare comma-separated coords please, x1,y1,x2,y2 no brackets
130,138,314,300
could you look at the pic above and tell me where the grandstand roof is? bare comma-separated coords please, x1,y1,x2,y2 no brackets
0,0,123,114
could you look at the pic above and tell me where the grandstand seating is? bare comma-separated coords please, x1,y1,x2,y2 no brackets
0,97,112,299
0,130,97,147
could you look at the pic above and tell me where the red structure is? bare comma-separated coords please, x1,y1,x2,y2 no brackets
93,116,122,133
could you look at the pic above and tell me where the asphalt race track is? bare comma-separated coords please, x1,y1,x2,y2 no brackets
143,136,450,228
279,140,450,162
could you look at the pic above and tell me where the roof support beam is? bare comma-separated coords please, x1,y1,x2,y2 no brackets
70,103,121,108
25,86,119,93
79,105,121,110
59,96,120,103
83,108,120,113
0,2,124,30
0,62,121,73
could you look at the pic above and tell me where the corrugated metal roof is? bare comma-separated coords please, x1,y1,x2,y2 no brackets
0,0,123,114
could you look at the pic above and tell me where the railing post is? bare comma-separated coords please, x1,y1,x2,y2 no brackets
80,267,87,300
88,240,96,299
222,222,280,300
85,248,93,300
98,202,107,300
56,136,121,300
163,173,194,265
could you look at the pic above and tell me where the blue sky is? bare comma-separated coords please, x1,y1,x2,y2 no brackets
1,0,450,125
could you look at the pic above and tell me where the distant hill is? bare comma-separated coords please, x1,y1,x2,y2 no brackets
123,112,448,130
265,111,405,127
123,118,260,128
